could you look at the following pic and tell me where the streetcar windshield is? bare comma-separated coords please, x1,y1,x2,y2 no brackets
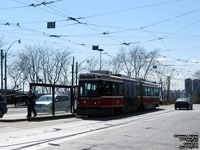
79,81,101,97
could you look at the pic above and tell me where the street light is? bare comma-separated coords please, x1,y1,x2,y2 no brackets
1,39,21,98
92,45,104,70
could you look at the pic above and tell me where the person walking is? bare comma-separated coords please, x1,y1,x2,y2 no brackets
26,89,37,118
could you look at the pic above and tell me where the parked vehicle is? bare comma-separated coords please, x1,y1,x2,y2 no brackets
35,95,70,114
175,98,193,110
0,94,8,118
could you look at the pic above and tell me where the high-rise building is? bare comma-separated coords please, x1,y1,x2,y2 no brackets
193,79,200,96
185,78,192,95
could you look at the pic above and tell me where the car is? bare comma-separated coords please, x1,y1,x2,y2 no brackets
175,97,193,110
35,94,71,114
0,94,8,118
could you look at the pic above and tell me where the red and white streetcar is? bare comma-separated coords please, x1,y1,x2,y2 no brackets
76,70,159,116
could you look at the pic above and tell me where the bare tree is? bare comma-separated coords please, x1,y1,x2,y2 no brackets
78,57,99,73
8,59,23,90
8,44,71,90
117,46,158,79
117,48,133,76
102,54,122,74
151,63,176,102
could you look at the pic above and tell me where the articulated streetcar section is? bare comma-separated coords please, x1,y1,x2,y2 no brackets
75,70,160,116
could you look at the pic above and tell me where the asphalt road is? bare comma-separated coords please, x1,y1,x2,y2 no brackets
0,105,199,150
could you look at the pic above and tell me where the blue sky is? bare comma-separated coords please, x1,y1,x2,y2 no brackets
1,0,200,89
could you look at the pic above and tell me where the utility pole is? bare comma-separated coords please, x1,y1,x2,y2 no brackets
99,49,103,70
75,62,78,87
92,45,104,70
52,85,55,116
167,76,171,103
1,49,4,92
4,52,7,97
71,57,75,113
4,39,21,98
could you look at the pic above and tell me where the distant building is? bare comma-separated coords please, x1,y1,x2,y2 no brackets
185,78,200,97
193,79,200,96
185,78,193,95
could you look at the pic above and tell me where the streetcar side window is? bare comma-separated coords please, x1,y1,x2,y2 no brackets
111,82,124,96
80,86,83,96
79,81,100,97
124,81,129,96
151,88,154,96
129,82,132,96
144,87,148,96
102,81,112,96
132,86,136,96
155,88,159,96
112,83,118,96
147,87,149,96
143,86,159,96
119,83,123,96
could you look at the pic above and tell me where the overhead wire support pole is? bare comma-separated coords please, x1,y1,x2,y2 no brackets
76,62,78,87
92,46,103,71
100,50,101,70
4,53,7,95
71,57,75,113
1,50,3,91
99,49,103,71
4,39,21,100
167,76,171,103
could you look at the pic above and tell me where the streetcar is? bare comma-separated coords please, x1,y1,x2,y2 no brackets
76,70,159,116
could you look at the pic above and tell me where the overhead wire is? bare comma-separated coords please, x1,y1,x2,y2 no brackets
33,1,200,47
82,0,185,19
48,2,137,43
3,0,199,82
4,0,200,57
0,5,29,10
4,1,200,45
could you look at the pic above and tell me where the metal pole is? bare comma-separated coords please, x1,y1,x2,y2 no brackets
1,49,3,92
76,62,78,87
52,86,55,116
167,76,171,103
71,57,74,113
98,49,103,71
2,40,21,96
100,50,101,70
4,52,7,100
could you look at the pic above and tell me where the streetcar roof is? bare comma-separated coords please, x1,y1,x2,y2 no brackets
80,72,137,82
79,70,158,86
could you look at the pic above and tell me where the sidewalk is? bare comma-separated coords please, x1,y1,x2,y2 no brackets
0,105,75,122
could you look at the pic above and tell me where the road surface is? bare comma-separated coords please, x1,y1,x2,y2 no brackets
0,104,199,150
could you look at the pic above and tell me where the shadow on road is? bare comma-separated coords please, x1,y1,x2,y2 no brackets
78,108,167,121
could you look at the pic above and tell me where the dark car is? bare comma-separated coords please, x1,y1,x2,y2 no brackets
0,94,8,118
175,98,193,110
